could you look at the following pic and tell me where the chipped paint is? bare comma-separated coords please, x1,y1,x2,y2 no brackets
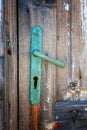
44,121,54,129
80,0,87,43
64,1,73,84
42,106,48,111
64,88,87,101
80,0,87,89
47,97,50,103
64,3,69,11
64,1,87,99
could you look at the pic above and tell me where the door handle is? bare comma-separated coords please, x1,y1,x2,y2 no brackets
33,50,65,68
30,26,65,130
30,26,65,105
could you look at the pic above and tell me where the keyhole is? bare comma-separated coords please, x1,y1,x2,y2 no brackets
7,49,12,55
33,77,38,89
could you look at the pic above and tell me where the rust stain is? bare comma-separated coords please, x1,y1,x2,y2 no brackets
66,26,70,32
65,10,70,33
64,88,87,101
31,105,40,130
0,96,2,105
4,7,8,20
65,11,70,22
44,122,63,129
53,123,63,129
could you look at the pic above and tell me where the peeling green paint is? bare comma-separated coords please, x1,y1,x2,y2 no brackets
30,26,42,105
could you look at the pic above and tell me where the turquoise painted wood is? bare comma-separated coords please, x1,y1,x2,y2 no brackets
30,26,42,105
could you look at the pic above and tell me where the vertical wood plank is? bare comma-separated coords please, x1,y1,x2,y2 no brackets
19,1,57,130
67,0,87,100
29,3,57,130
56,0,69,101
68,0,83,100
4,0,18,130
18,0,30,130
0,1,4,129
56,0,86,101
18,0,87,130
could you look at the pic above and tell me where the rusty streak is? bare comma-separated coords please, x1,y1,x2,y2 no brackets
31,105,40,130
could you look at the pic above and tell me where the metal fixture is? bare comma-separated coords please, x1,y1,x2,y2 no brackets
30,26,65,105
33,50,65,68
53,101,87,130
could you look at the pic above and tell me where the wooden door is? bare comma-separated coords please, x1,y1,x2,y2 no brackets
18,0,87,130
19,1,57,129
4,0,87,130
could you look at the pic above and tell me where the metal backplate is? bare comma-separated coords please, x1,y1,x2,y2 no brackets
53,101,87,130
30,26,42,105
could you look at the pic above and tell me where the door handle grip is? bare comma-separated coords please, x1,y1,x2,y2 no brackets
33,50,65,68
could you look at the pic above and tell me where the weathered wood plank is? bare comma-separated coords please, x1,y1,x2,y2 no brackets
30,4,57,130
19,1,30,130
58,0,87,100
4,0,18,130
0,2,4,129
56,0,87,101
62,0,87,101
19,1,57,130
80,0,87,91
65,0,83,100
56,0,69,101
18,0,87,130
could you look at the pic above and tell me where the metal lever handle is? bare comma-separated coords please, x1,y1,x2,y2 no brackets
30,26,65,105
33,50,65,68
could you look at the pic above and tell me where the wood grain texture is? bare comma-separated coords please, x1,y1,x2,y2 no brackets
19,0,30,130
59,0,87,101
68,0,87,100
19,1,57,130
30,3,57,130
56,0,69,101
56,0,87,101
18,0,87,130
4,0,18,130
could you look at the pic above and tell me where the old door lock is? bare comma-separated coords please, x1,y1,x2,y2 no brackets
30,26,65,105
